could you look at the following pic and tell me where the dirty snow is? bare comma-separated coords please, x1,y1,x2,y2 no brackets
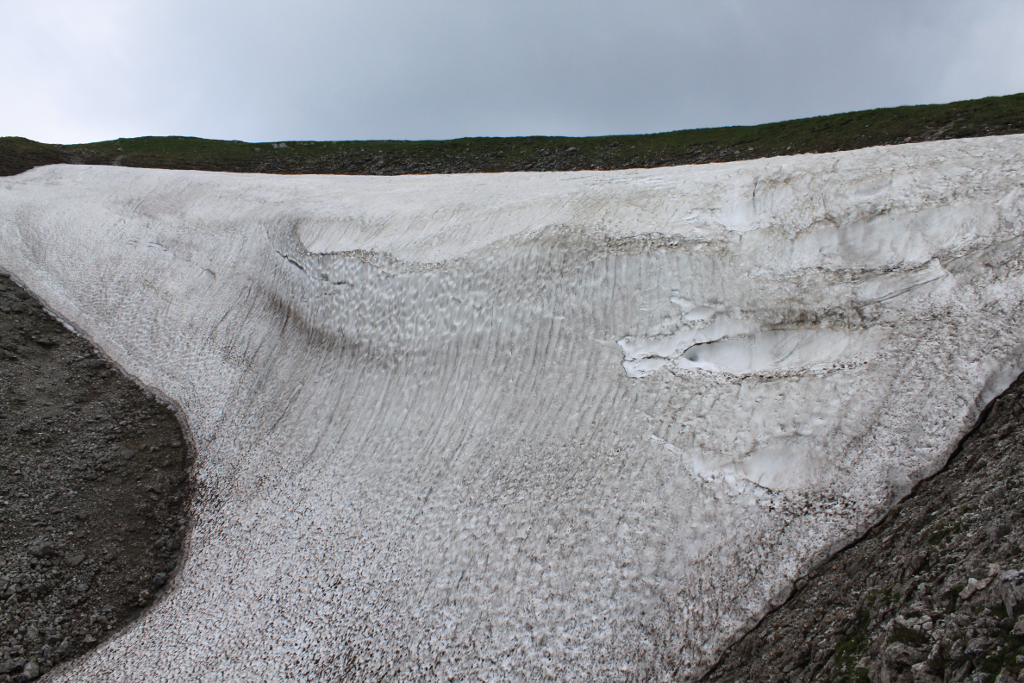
1,136,1023,681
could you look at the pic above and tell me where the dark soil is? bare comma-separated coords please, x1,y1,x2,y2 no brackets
0,273,191,681
701,372,1024,683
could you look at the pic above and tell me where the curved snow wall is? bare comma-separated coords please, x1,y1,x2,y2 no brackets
2,136,1024,681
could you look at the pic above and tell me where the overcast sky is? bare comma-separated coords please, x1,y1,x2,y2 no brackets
2,0,1022,144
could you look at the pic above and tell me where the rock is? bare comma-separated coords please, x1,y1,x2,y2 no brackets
0,658,24,674
994,669,1017,683
881,642,926,682
964,636,996,658
961,577,992,601
999,570,1024,617
19,660,38,681
27,543,55,559
1013,615,1024,636
23,627,38,643
152,572,167,588
885,641,925,667
912,661,942,683
66,553,85,567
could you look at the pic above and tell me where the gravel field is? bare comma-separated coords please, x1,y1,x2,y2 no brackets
0,273,191,681
703,373,1024,683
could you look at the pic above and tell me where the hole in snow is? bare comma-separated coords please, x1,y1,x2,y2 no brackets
680,329,878,374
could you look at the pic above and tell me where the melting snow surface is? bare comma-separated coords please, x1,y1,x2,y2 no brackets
1,136,1024,681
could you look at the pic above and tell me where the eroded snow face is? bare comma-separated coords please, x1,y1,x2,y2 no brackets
1,137,1023,681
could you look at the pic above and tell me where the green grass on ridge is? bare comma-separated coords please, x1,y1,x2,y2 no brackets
2,92,1023,178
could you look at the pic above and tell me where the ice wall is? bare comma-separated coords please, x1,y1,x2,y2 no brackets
1,136,1023,681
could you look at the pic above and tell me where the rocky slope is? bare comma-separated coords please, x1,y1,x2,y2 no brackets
702,373,1024,683
0,274,191,681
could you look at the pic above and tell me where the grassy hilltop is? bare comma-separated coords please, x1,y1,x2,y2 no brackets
2,92,1023,178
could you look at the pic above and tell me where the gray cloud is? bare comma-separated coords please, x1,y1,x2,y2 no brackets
2,0,1022,143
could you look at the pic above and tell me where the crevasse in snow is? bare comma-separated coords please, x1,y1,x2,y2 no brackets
1,136,1023,681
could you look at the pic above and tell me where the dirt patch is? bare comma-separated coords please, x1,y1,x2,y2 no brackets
0,273,191,681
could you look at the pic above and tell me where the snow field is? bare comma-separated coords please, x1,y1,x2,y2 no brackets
1,135,1023,680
